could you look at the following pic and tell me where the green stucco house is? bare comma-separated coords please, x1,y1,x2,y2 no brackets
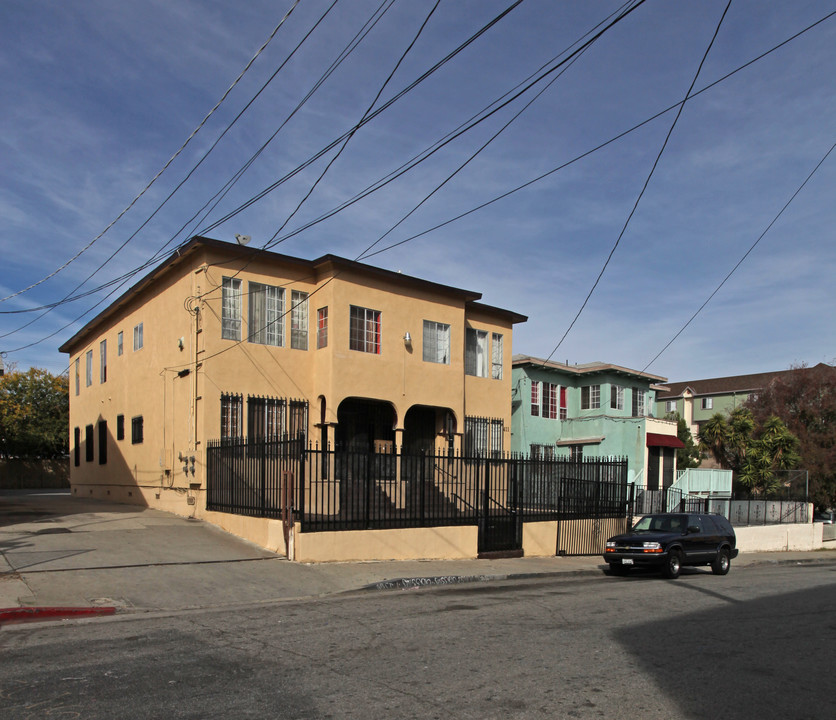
511,355,682,489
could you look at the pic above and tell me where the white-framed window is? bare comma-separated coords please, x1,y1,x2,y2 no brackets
291,290,308,350
531,380,541,416
117,331,123,356
491,333,503,379
423,320,450,364
701,397,713,410
350,306,381,354
317,307,328,349
221,277,242,340
133,322,144,351
465,328,489,377
99,339,107,383
542,382,558,419
611,385,624,410
581,384,600,410
85,349,93,387
559,386,567,420
248,282,284,346
632,388,646,416
665,400,676,413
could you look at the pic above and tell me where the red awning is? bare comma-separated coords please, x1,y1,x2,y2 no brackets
646,432,685,448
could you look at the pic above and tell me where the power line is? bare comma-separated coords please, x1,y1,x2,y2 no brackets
641,140,836,373
0,0,302,305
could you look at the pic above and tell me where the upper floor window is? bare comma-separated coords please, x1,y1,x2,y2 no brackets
465,328,489,377
701,397,713,410
632,388,646,416
423,320,450,364
117,331,123,356
248,282,284,346
581,384,600,410
530,380,540,416
317,307,328,349
491,333,503,379
131,416,144,444
611,385,624,410
99,339,107,383
542,382,558,419
665,400,676,413
291,290,308,350
133,322,144,351
560,386,567,420
85,349,93,387
221,277,242,340
74,358,80,396
350,306,381,354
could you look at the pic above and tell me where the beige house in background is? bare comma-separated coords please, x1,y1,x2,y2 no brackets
59,236,526,551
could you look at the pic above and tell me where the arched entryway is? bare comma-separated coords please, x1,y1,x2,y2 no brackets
403,406,457,454
336,398,396,452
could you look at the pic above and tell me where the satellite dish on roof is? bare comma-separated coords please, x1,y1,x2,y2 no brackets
234,234,251,246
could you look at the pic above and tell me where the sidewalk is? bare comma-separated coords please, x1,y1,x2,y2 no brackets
3,491,835,625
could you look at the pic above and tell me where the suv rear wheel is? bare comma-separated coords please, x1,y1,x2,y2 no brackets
663,549,682,579
711,548,731,575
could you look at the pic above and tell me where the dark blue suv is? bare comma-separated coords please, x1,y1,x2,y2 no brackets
603,512,738,579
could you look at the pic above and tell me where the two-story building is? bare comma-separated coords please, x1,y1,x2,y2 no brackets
511,355,682,489
59,237,526,528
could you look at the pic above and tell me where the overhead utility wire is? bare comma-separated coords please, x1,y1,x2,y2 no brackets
542,0,733,365
171,3,647,370
0,0,302,305
0,0,395,323
0,0,338,342
197,0,528,236
355,1,639,263
641,140,836,373
3,4,829,320
261,0,444,248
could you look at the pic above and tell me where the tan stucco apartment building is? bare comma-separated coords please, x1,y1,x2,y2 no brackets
59,237,527,534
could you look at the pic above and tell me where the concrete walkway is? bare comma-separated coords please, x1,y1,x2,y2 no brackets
3,490,835,625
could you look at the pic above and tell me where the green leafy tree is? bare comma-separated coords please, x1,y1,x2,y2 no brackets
665,412,701,469
697,408,799,495
0,368,69,459
746,362,836,508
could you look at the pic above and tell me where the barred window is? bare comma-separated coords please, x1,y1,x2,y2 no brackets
248,282,284,346
464,416,503,457
246,396,307,440
131,416,144,445
350,306,381,354
221,278,242,340
291,290,308,350
220,394,243,440
423,320,450,364
611,385,624,410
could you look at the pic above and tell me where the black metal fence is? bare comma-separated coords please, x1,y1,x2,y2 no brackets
629,486,811,526
206,438,629,535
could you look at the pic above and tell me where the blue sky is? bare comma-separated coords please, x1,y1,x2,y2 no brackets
1,0,834,383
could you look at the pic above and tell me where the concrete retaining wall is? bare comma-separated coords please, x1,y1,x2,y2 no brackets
736,522,825,553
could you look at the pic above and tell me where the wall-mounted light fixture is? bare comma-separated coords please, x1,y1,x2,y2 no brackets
403,332,411,344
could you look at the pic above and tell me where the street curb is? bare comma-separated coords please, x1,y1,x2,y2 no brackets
0,606,117,627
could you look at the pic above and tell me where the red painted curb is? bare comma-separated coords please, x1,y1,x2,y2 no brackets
0,606,117,626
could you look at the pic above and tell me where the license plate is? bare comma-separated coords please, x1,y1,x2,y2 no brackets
622,559,634,565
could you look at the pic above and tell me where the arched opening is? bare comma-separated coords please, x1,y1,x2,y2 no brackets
336,398,396,452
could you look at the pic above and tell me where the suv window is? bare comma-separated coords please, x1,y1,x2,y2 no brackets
700,515,719,534
687,515,705,533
